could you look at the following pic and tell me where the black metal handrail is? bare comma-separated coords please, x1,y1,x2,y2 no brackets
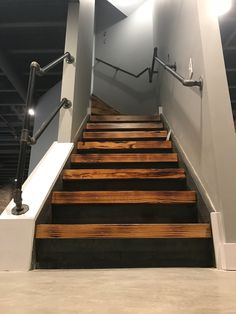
149,47,203,89
96,57,158,80
29,98,71,145
12,52,74,215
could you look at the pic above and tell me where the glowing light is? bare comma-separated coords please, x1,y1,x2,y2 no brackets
212,0,232,16
28,108,35,116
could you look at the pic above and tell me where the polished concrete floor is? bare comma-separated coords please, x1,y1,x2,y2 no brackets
0,268,236,314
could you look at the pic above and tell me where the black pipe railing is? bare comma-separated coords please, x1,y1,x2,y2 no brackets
96,57,157,80
30,98,71,145
12,52,74,215
149,47,203,89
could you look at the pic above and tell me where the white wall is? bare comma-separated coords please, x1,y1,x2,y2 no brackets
58,0,95,142
94,0,157,114
0,142,73,270
153,0,236,266
29,82,61,173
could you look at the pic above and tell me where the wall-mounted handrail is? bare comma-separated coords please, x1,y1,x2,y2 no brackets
96,57,156,79
150,47,203,89
12,52,74,215
35,52,74,76
30,98,71,145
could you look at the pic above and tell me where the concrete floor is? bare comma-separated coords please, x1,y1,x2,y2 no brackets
0,268,236,314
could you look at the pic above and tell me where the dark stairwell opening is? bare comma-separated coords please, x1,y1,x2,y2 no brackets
219,1,236,129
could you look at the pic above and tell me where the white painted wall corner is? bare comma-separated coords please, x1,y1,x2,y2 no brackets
211,212,236,270
0,142,74,271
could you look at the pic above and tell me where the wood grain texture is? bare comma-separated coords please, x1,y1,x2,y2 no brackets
91,95,120,115
83,130,167,139
86,122,163,130
71,153,178,164
63,168,186,180
36,223,211,239
52,191,196,205
90,115,161,122
77,141,172,150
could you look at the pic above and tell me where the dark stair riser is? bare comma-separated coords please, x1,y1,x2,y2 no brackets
82,137,167,142
63,178,187,191
71,162,179,169
36,238,214,269
77,148,173,154
52,204,198,224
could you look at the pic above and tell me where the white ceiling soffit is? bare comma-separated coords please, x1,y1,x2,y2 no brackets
107,0,147,16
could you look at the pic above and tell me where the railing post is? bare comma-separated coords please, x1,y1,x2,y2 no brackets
12,54,74,215
12,63,38,215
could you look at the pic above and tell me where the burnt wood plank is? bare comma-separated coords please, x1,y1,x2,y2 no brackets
63,168,185,180
77,141,172,150
83,130,167,140
86,122,163,130
35,223,211,239
52,191,196,205
71,153,178,164
91,95,120,115
90,115,161,122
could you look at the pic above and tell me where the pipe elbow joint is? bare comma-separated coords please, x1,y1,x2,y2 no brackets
30,61,43,75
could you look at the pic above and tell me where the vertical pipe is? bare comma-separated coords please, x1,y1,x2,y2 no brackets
12,64,37,215
149,47,158,83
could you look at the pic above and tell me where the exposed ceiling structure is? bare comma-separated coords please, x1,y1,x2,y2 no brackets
0,0,68,186
219,2,236,117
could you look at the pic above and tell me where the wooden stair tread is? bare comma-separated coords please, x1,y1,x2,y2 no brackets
77,141,172,150
71,153,178,163
86,122,163,130
91,95,120,115
90,115,161,122
83,130,167,139
52,191,196,204
35,223,211,239
63,168,185,180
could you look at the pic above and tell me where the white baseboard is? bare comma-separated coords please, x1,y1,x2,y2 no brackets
162,112,236,271
161,113,216,213
211,212,236,270
72,113,90,143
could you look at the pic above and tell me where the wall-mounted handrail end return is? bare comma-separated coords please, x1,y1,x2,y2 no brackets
151,47,203,89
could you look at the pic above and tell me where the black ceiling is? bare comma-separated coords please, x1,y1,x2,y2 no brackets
0,0,68,185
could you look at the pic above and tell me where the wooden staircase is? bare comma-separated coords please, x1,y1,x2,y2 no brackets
35,114,213,268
